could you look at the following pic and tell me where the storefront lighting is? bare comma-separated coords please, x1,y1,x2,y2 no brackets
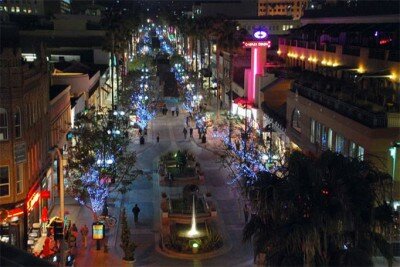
277,50,281,55
300,55,305,60
357,65,365,74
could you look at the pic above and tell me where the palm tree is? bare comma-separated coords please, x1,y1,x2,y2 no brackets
102,4,140,109
243,150,395,266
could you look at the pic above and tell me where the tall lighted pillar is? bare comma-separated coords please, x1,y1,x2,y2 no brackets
242,30,271,105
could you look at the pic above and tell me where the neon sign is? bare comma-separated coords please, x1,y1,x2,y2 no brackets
243,41,271,48
27,192,40,211
254,30,267,39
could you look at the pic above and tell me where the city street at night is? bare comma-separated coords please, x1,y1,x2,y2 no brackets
0,1,399,267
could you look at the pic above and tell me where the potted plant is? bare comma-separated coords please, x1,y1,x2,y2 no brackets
120,208,137,266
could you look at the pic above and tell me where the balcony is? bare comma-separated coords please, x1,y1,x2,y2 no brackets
368,49,386,60
388,50,400,62
292,83,387,128
325,44,336,53
342,46,360,57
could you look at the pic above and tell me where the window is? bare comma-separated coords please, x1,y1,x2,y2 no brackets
11,6,15,12
349,142,357,158
291,109,301,133
335,134,345,154
0,108,8,141
321,125,328,150
358,146,364,160
16,6,20,12
328,129,333,150
315,122,321,143
310,119,315,143
14,107,21,138
16,164,23,194
0,166,9,197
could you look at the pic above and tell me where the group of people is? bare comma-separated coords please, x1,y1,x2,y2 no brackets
161,104,180,116
182,127,194,139
65,223,89,249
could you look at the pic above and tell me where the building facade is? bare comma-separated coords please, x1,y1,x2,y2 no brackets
0,0,70,15
277,20,400,197
258,0,309,19
0,48,50,248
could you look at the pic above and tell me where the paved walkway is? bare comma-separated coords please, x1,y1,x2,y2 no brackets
50,106,254,267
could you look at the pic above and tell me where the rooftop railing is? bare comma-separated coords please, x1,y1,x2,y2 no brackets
292,83,387,128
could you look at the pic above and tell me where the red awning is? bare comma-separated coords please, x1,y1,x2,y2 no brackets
234,97,253,108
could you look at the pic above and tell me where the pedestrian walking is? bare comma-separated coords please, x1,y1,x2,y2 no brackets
186,116,189,126
70,223,78,248
183,127,188,139
189,127,193,138
244,204,250,223
132,204,141,223
156,133,160,143
198,128,201,139
80,224,89,248
171,106,175,116
176,106,179,116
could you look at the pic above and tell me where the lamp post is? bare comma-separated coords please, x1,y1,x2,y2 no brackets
50,146,65,267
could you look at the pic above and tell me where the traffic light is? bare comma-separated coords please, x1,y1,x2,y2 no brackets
54,220,64,240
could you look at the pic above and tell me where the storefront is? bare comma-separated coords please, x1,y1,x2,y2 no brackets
262,114,292,165
0,203,25,249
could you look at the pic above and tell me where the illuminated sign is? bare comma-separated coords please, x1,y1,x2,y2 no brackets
92,223,104,240
243,41,271,48
41,190,50,199
27,192,40,211
253,30,267,39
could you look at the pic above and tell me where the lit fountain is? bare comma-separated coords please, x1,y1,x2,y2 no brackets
186,195,200,238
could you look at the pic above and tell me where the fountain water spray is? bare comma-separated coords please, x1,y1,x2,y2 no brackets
187,195,200,237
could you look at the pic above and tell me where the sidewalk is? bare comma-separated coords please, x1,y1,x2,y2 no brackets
48,138,157,266
188,99,229,156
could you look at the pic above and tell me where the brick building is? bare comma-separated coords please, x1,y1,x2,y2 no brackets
0,47,50,248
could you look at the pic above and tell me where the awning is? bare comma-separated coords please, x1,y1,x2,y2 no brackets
226,90,240,101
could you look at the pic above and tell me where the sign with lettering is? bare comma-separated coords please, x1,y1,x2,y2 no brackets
92,223,104,240
243,41,271,48
27,192,40,211
14,142,26,163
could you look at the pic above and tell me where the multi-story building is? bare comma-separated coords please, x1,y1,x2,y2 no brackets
0,0,70,15
276,19,400,198
258,0,309,19
0,47,50,248
193,0,258,18
46,84,71,210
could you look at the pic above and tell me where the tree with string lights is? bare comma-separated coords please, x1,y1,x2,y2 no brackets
65,107,141,219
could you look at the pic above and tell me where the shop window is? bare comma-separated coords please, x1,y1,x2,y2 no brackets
328,129,333,150
335,134,345,154
14,107,21,138
310,119,315,143
0,166,9,197
16,6,20,12
11,6,15,12
16,164,23,194
291,109,301,133
0,108,8,141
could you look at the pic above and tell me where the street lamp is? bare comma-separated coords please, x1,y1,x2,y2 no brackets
49,146,65,267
